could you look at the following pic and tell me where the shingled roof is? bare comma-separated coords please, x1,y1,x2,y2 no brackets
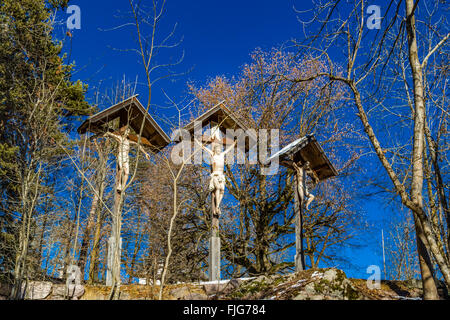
182,101,257,150
77,95,170,153
268,135,337,181
183,101,249,133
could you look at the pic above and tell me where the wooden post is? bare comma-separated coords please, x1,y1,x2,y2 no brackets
106,236,113,286
106,236,122,286
294,172,306,272
209,138,221,281
381,229,386,279
106,124,128,288
76,97,171,289
209,195,221,281
106,164,122,287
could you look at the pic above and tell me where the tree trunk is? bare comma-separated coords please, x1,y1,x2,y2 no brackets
109,173,124,299
78,193,99,280
87,205,103,284
87,144,107,284
405,0,439,299
294,172,306,271
413,214,439,299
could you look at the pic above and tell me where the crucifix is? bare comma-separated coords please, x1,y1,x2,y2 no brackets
184,102,252,281
104,127,151,193
195,126,237,217
194,124,236,281
78,96,170,287
292,161,319,211
268,134,337,272
103,125,152,287
288,159,319,271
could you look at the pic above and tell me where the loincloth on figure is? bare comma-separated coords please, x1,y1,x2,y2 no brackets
209,172,225,192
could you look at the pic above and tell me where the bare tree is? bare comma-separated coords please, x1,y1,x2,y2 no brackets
291,0,449,298
187,47,361,276
385,205,420,281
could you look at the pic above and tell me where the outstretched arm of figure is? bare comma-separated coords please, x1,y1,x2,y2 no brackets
136,144,151,160
104,131,121,143
125,139,151,160
104,132,150,160
194,137,213,156
303,162,319,184
222,139,238,155
309,170,319,184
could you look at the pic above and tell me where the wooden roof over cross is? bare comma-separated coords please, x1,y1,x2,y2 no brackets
268,134,338,181
77,95,170,154
183,101,257,150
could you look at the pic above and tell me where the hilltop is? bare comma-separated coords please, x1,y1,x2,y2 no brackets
3,268,447,300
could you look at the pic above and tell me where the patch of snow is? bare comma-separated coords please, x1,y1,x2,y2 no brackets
196,277,256,285
291,280,306,288
198,279,231,285
311,271,323,279
137,278,160,285
393,296,422,300
239,277,256,281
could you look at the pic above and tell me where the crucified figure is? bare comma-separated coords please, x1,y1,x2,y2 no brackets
105,128,151,192
195,138,237,216
292,161,319,210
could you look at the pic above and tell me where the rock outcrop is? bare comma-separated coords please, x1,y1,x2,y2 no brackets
0,282,86,300
2,267,442,300
225,268,364,300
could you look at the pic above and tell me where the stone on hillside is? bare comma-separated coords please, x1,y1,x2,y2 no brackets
224,279,241,293
169,286,192,300
323,269,338,282
293,268,363,300
169,285,209,300
228,275,281,299
203,279,240,295
25,281,52,300
185,292,208,300
52,284,85,300
0,282,12,297
68,284,85,299
203,283,224,295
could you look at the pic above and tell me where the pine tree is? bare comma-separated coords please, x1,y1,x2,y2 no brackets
0,0,92,298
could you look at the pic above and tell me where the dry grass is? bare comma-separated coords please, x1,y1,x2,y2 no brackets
81,282,206,300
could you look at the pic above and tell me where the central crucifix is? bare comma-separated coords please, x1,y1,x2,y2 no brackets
184,101,252,281
195,125,237,217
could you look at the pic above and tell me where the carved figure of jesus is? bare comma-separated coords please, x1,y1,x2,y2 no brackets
292,161,318,210
195,138,237,216
116,128,130,192
106,127,150,192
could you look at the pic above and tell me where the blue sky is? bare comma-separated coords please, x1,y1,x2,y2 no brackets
59,0,305,108
56,0,391,280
